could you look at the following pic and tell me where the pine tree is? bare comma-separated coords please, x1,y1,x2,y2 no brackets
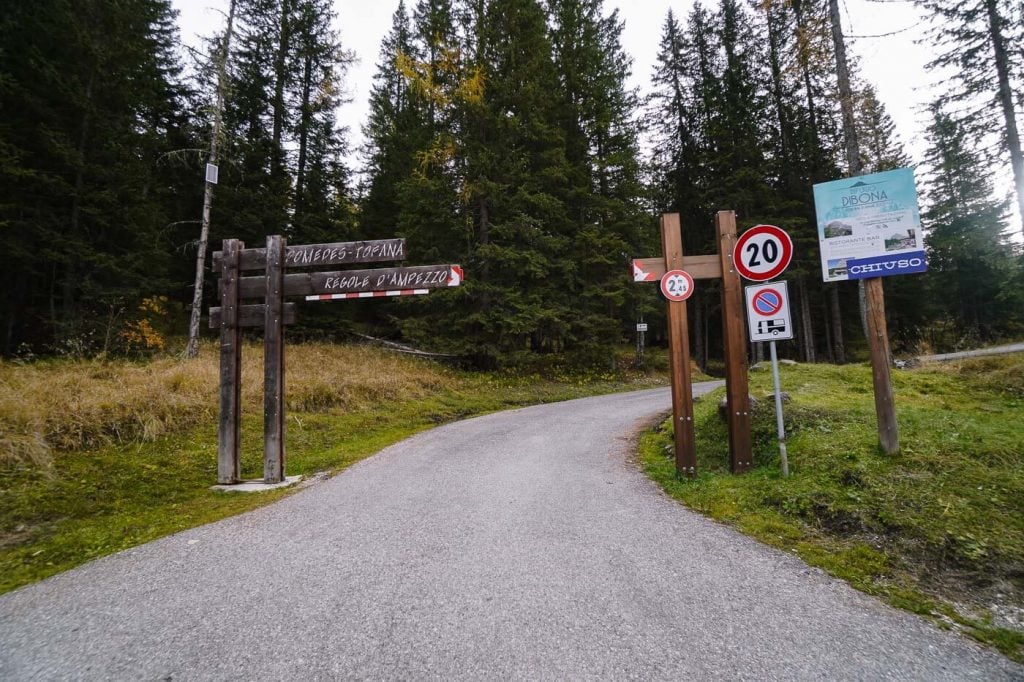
547,0,650,360
0,0,192,354
290,0,354,245
921,104,1019,338
361,1,420,239
918,0,1024,235
855,82,911,173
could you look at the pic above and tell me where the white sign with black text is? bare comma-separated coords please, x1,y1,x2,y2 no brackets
745,281,794,343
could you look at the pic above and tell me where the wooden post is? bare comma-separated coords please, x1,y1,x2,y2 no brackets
218,239,243,484
661,214,697,477
715,212,753,473
264,235,286,483
864,277,899,453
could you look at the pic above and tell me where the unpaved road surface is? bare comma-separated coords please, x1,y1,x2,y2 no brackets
1,385,1021,680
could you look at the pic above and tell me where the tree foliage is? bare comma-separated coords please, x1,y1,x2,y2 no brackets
1,0,1020,360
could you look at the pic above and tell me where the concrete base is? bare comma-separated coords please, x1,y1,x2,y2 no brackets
211,475,302,493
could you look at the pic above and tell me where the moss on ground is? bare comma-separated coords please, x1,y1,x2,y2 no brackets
640,354,1024,662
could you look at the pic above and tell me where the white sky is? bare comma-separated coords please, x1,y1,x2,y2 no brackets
173,0,932,157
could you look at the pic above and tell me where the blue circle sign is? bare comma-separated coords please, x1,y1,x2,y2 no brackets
752,288,784,317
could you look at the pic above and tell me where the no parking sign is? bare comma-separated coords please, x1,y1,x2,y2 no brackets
745,281,793,342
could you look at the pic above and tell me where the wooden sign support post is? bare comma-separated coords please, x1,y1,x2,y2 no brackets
865,278,899,453
218,239,243,484
632,212,752,477
660,214,697,475
715,211,753,473
263,235,286,482
210,236,462,487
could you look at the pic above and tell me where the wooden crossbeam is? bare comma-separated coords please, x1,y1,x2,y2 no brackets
238,264,462,299
631,255,722,282
209,303,297,328
213,238,405,271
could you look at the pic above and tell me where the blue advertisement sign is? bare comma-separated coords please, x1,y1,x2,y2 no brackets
845,251,928,280
813,168,927,282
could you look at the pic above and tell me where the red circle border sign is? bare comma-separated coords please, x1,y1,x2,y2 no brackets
660,269,695,302
751,288,784,316
733,224,793,282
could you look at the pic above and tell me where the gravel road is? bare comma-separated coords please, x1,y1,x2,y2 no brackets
1,385,1021,680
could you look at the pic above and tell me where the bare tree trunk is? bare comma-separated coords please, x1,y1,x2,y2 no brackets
823,296,834,363
764,1,793,166
271,0,292,179
294,52,312,218
830,0,898,452
799,278,816,362
752,341,765,365
828,0,870,340
984,0,1024,235
694,291,706,371
829,284,846,363
185,0,237,359
66,69,96,327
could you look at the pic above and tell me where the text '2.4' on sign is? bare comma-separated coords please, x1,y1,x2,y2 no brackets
660,270,694,302
744,281,794,342
733,225,793,282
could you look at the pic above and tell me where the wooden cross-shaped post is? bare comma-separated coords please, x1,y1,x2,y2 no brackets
632,212,752,477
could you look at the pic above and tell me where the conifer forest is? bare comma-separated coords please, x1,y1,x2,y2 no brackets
1,0,1022,367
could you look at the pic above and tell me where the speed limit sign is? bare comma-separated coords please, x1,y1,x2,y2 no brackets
733,224,793,282
660,269,695,302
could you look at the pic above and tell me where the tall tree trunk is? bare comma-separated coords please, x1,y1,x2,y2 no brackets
694,291,706,371
831,0,898,452
828,0,870,339
984,0,1024,234
823,296,834,363
799,277,816,362
185,0,236,359
829,283,846,363
295,52,313,218
271,0,292,179
828,0,860,178
66,69,96,327
792,0,823,180
764,2,792,169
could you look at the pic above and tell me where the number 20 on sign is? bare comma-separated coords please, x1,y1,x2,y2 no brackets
733,224,793,282
660,269,695,301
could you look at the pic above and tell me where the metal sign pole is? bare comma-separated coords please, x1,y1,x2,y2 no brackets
768,340,789,477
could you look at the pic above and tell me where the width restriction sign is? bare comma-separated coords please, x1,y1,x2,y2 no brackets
733,224,793,282
745,281,793,342
660,269,695,302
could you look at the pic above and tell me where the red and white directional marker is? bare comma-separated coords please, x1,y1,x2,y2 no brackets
307,265,463,301
733,224,793,282
660,269,695,302
632,259,658,282
307,289,431,301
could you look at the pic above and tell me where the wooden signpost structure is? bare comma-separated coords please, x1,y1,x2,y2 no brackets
211,236,462,486
632,212,752,477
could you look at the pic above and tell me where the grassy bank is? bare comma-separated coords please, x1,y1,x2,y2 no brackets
0,341,670,594
639,354,1024,660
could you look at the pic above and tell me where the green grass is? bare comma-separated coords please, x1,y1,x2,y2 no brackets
0,345,671,595
639,354,1024,661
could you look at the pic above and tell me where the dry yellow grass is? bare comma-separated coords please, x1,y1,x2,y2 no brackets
0,342,457,467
